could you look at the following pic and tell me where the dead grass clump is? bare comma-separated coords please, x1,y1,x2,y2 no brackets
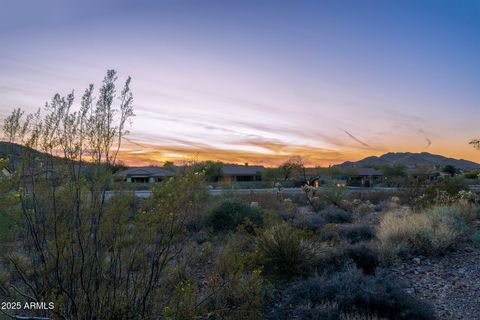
378,206,466,261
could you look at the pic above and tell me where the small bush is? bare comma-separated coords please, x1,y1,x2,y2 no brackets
318,247,351,274
302,185,345,211
257,223,315,278
425,206,467,232
410,177,470,209
345,243,379,275
355,201,376,215
338,224,375,244
452,200,480,222
470,231,480,248
318,242,379,275
271,268,434,320
320,205,353,224
204,199,264,232
344,199,376,215
378,206,466,260
292,210,326,231
199,232,267,319
343,191,395,205
320,223,341,244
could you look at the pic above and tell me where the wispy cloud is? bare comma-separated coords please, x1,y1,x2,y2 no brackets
423,137,432,150
341,130,370,147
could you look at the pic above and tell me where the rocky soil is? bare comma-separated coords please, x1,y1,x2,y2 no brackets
391,222,480,320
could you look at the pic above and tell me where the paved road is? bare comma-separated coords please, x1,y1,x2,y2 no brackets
105,186,402,199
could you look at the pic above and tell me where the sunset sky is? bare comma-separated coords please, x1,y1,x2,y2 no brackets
1,0,479,166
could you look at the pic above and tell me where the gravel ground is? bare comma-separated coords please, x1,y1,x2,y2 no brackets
391,222,480,320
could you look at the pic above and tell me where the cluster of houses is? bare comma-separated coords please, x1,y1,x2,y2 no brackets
118,163,454,188
119,164,264,185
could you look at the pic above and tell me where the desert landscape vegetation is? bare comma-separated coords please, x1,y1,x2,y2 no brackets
1,1,480,319
0,71,480,319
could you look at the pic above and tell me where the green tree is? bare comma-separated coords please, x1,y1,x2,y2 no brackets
279,156,305,181
163,160,176,172
196,161,224,182
443,165,456,177
0,70,148,319
380,164,406,177
262,167,283,182
0,70,212,318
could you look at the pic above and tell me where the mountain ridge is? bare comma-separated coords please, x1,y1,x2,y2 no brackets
337,152,480,170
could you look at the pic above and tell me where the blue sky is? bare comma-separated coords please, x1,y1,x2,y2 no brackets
1,0,479,165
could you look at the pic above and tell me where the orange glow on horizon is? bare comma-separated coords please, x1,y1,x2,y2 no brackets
116,139,480,168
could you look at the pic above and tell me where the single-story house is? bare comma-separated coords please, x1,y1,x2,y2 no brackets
306,175,348,188
346,168,384,187
118,166,175,183
405,167,440,181
219,164,264,182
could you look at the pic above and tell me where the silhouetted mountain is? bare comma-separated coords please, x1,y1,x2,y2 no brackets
0,141,43,163
0,141,123,173
337,152,480,170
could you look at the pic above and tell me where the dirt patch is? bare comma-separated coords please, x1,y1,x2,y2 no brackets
391,225,480,320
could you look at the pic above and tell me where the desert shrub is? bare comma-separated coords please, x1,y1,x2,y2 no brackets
320,223,375,247
318,242,379,275
193,232,266,319
320,223,341,244
344,191,396,205
283,199,300,216
257,223,316,278
453,200,480,222
378,206,467,260
204,199,264,232
338,224,375,244
378,210,421,260
345,243,379,275
320,185,346,205
470,231,480,248
163,278,197,319
165,238,266,320
320,205,353,224
225,192,297,215
409,177,470,209
376,196,402,212
343,199,376,215
292,209,326,231
475,206,480,219
288,193,310,206
303,185,346,211
425,206,467,231
464,170,480,179
271,268,434,320
355,201,376,215
457,190,478,203
317,246,351,274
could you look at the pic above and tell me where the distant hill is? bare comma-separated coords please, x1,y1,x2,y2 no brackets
337,152,480,170
0,141,42,163
0,141,120,172
0,141,80,168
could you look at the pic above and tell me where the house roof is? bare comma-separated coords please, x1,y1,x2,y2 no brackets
405,167,438,175
221,164,264,176
118,166,175,177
